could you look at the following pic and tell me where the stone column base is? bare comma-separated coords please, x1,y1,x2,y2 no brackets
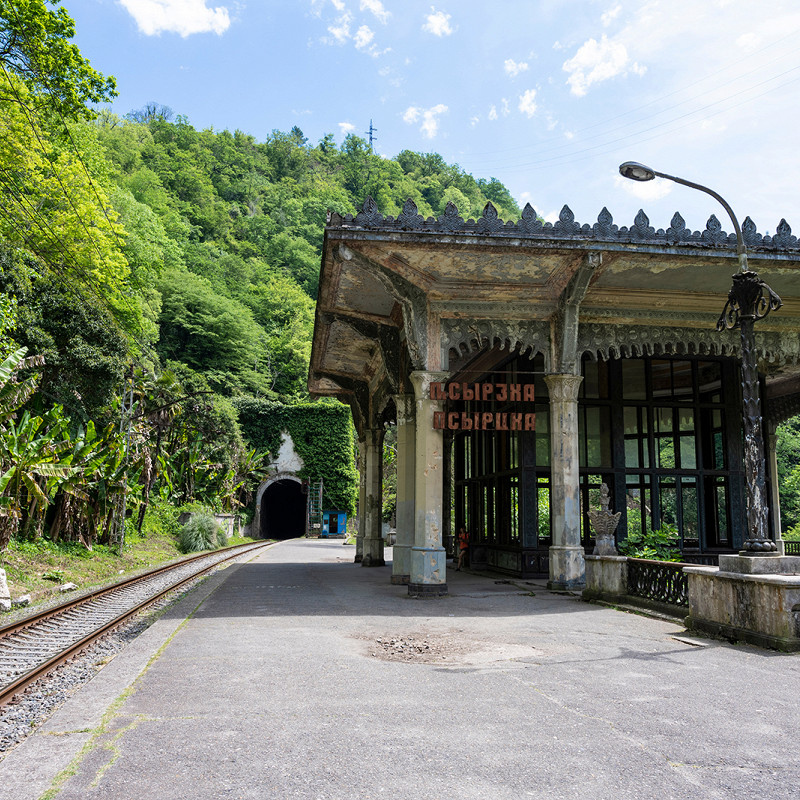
548,545,586,591
390,574,410,585
408,582,448,597
362,536,385,567
391,543,412,585
354,554,363,563
408,546,447,597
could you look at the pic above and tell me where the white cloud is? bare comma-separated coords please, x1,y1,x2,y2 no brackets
402,104,448,138
354,25,374,49
423,7,453,37
614,174,673,202
327,12,352,43
470,116,479,127
601,3,622,26
360,0,390,23
501,98,510,116
562,34,645,96
518,89,537,117
488,105,498,121
339,122,356,134
119,0,231,37
504,59,529,77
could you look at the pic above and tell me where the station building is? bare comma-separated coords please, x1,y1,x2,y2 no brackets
308,198,800,596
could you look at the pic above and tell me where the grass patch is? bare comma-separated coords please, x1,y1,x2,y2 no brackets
1,501,258,609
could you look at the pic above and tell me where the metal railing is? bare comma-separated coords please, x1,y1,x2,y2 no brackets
626,558,689,608
784,540,800,555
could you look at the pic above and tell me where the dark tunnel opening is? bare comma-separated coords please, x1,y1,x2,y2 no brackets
261,480,306,540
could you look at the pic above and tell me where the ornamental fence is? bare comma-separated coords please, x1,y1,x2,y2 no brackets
626,558,689,608
785,540,800,555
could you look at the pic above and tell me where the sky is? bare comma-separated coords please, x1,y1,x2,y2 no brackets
66,0,800,236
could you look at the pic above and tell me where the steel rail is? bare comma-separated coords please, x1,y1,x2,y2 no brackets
0,541,273,707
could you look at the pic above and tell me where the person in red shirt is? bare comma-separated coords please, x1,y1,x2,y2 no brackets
456,526,469,571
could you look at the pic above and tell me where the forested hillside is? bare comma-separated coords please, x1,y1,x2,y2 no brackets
0,1,521,556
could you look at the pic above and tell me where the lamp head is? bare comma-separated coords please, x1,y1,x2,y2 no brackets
619,161,656,182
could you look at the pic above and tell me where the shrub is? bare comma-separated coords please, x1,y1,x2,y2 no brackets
216,523,228,548
618,524,681,561
178,513,221,553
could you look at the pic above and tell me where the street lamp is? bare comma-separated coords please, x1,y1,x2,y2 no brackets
619,161,783,554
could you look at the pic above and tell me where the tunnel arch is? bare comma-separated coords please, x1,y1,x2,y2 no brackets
254,473,306,540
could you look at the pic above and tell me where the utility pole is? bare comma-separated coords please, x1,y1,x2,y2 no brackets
365,119,377,151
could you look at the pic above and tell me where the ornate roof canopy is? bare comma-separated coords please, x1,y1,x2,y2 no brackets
310,197,800,430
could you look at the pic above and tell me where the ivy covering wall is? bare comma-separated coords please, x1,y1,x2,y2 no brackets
234,398,358,515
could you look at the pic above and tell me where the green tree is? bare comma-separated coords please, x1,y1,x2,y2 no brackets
0,0,116,120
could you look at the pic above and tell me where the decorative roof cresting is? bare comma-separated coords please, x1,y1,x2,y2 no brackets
332,197,800,252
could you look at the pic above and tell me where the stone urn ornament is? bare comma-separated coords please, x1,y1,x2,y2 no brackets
589,483,621,556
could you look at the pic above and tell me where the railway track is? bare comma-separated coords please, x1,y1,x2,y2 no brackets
0,541,272,708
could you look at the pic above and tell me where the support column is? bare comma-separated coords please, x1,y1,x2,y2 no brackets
362,427,385,567
392,394,416,584
355,440,366,563
408,371,449,597
544,374,586,591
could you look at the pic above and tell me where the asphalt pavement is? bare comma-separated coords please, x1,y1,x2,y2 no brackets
2,538,799,800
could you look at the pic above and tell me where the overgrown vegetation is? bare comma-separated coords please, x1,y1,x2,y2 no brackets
0,2,521,579
617,525,682,562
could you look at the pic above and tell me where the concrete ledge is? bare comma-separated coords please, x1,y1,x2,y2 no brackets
718,553,800,575
685,615,800,653
408,582,448,598
685,567,800,650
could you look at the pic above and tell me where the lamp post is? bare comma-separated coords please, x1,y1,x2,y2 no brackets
619,162,782,554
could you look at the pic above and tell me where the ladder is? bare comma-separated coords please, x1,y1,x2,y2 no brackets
307,479,324,536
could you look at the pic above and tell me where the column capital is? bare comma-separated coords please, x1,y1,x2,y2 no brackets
393,393,416,425
409,370,451,400
544,373,583,403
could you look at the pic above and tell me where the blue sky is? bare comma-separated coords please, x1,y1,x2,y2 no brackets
68,0,800,237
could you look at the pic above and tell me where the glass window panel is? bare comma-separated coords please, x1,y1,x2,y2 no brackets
584,406,612,467
651,360,672,398
697,361,722,396
510,480,519,542
714,431,725,470
626,476,651,536
464,437,472,479
537,481,551,541
678,408,696,468
673,361,693,400
681,478,699,545
621,359,647,400
655,408,675,469
680,434,697,470
535,404,550,466
715,479,728,544
624,406,643,468
510,432,518,470
659,478,678,528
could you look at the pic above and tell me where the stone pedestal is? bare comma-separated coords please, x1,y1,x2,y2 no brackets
685,555,800,651
544,374,586,591
408,371,448,598
362,428,385,567
391,394,415,585
583,554,628,602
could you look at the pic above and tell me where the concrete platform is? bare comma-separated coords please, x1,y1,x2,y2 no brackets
2,539,799,800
